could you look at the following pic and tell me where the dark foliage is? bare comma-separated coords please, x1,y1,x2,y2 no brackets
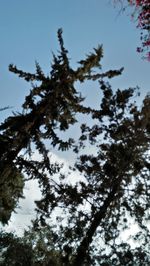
0,30,150,265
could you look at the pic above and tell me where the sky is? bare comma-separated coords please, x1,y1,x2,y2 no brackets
0,0,149,234
0,0,149,118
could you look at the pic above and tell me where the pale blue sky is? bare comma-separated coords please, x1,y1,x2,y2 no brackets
0,0,149,123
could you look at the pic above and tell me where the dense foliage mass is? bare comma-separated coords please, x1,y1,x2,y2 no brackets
113,0,150,60
0,30,150,265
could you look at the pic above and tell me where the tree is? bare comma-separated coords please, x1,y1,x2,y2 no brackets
0,231,34,266
0,29,122,225
0,107,24,224
0,30,150,265
0,229,63,266
113,0,150,60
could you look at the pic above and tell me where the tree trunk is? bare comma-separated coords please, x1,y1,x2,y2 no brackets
72,182,121,266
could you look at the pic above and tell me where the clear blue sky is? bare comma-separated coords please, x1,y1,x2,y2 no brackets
0,0,149,122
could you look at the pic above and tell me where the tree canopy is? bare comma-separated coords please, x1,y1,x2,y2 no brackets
0,29,150,265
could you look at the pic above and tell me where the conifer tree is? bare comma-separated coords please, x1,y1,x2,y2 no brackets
0,30,150,265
